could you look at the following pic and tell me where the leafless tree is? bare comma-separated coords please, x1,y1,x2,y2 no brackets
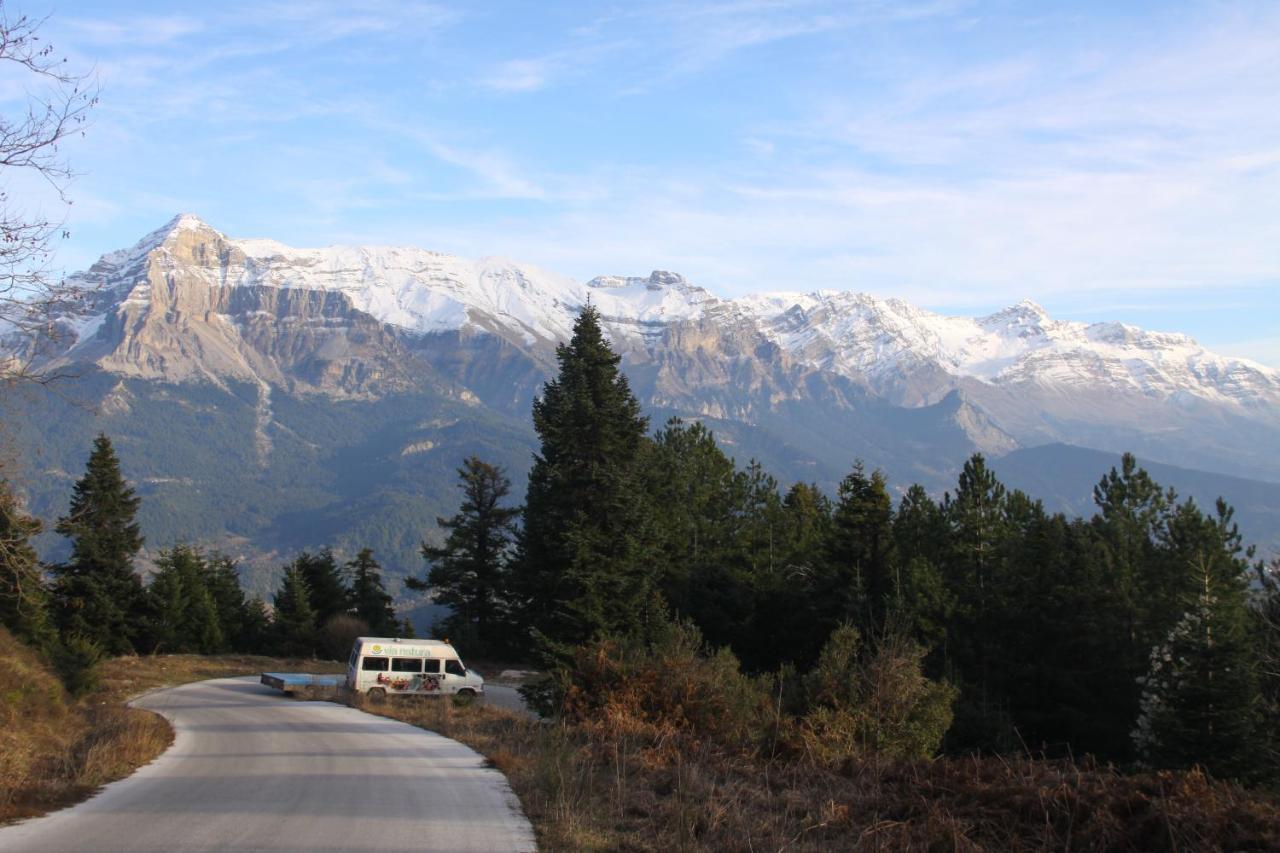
0,1,97,386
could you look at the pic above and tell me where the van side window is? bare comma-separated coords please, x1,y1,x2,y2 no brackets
423,659,441,674
445,659,466,677
361,657,389,671
391,658,422,673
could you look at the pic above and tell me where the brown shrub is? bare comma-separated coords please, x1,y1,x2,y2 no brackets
557,622,772,751
344,646,1280,851
792,625,956,765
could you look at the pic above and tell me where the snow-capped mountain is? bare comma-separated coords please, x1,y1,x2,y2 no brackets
36,214,1277,471
48,214,1277,409
9,213,1279,586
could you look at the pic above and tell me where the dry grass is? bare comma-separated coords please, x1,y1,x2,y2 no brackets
9,628,1276,849
343,689,1280,852
0,630,342,825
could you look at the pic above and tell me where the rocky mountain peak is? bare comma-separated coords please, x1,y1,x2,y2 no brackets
979,299,1052,333
136,212,223,253
18,215,1280,482
646,270,686,288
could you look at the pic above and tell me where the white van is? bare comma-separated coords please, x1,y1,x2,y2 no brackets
345,636,485,699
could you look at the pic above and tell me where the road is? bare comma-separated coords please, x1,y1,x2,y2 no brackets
481,683,532,717
0,677,536,852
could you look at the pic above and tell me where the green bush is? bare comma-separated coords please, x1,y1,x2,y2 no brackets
795,624,955,763
50,634,105,698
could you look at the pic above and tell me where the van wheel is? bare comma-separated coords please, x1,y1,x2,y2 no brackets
453,689,477,707
367,687,387,703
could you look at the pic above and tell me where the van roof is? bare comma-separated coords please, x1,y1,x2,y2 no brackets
356,637,453,647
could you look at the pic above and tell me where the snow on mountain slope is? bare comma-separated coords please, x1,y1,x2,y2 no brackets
50,214,1280,415
739,291,1279,408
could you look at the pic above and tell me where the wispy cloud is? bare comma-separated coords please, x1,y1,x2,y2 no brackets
32,0,1280,365
65,15,203,46
480,59,552,93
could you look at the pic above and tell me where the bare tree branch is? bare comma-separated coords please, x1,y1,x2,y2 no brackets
0,1,99,387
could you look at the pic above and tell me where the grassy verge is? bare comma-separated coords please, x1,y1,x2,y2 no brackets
342,691,1280,851
0,631,341,825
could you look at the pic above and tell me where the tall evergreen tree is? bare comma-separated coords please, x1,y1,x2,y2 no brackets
939,454,1015,749
643,418,741,620
823,461,897,632
348,548,399,636
890,485,953,647
202,554,263,652
944,454,1010,619
146,545,224,654
512,305,656,647
1091,453,1176,657
272,565,317,658
780,482,832,572
290,549,349,628
747,481,834,670
1133,558,1261,782
1254,559,1280,782
49,434,145,654
1075,456,1181,757
412,457,519,654
0,479,54,648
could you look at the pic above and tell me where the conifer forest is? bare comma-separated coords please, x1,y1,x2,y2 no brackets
4,305,1277,793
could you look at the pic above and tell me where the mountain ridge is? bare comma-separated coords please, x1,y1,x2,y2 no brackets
4,215,1277,592
51,213,1279,401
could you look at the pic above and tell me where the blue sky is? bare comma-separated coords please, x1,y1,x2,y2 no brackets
11,0,1280,365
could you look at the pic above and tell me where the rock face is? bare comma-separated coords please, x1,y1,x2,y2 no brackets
39,213,1280,480
59,217,432,398
8,214,1279,586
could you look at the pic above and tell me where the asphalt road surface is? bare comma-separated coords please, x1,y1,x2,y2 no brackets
480,684,532,717
0,677,536,852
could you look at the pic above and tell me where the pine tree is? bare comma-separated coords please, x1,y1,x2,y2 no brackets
290,549,349,628
272,565,317,658
146,545,224,654
412,457,519,654
348,548,399,636
780,482,832,572
643,418,741,620
1133,559,1261,781
0,479,54,648
1091,454,1176,658
1253,559,1280,783
512,305,656,647
643,421,780,662
944,454,1010,616
1079,456,1180,758
823,461,897,632
147,554,185,653
240,597,271,653
939,454,1015,750
203,554,259,652
894,484,948,568
50,434,145,654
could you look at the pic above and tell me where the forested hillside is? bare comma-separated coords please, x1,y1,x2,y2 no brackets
4,306,1277,772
